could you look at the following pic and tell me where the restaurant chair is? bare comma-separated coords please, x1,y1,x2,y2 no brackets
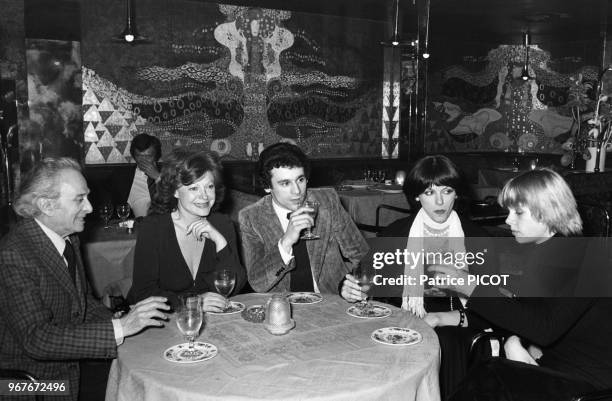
0,368,43,401
577,201,611,237
469,331,612,401
375,204,411,233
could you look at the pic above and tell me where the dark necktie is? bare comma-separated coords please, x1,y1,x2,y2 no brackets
63,240,77,284
290,239,314,292
146,176,156,198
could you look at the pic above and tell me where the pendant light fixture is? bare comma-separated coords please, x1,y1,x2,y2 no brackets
521,31,531,81
113,0,149,44
381,0,415,49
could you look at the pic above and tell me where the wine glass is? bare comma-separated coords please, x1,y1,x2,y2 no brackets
214,270,236,311
353,264,373,311
300,200,320,240
116,203,131,223
99,203,114,229
176,295,203,349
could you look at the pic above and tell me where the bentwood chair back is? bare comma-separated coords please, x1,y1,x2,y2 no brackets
0,368,43,401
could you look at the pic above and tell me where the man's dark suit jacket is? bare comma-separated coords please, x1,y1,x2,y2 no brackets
0,219,117,401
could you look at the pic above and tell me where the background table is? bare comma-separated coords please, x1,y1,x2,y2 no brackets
338,188,410,234
105,293,440,401
80,222,136,298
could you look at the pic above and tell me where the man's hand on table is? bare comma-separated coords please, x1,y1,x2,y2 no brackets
199,292,228,312
340,273,366,303
120,296,170,337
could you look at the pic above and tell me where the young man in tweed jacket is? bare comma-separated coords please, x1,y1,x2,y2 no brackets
239,143,368,295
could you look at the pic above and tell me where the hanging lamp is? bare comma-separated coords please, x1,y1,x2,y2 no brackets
112,0,149,44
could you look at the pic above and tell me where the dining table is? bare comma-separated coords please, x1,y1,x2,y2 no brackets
105,293,441,401
337,185,410,234
80,220,137,298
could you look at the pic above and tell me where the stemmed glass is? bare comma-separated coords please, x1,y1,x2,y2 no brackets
300,200,320,240
176,295,203,349
116,203,131,223
214,269,236,311
353,264,373,311
99,203,114,229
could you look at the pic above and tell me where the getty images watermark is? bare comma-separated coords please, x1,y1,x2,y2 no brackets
371,249,509,287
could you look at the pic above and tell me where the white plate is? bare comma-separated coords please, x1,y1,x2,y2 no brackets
163,342,218,363
371,327,422,346
346,304,392,319
208,301,245,315
287,292,323,304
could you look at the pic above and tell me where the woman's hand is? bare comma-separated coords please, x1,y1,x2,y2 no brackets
340,273,366,303
186,219,228,252
427,265,476,297
199,292,228,313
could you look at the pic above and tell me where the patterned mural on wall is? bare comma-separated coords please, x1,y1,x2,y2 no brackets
426,44,598,153
81,1,383,163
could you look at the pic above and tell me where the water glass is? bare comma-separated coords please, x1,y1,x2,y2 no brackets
99,203,114,229
176,295,203,349
300,200,320,240
116,203,131,222
214,269,236,311
353,264,373,311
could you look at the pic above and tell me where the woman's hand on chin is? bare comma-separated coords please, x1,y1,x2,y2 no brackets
199,292,228,312
186,219,228,251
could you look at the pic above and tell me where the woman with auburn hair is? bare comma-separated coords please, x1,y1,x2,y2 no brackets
127,148,246,310
431,168,612,400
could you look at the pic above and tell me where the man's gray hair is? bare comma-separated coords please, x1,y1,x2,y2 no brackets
13,157,82,218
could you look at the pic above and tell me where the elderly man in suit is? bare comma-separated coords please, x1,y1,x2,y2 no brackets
238,142,368,296
0,157,169,401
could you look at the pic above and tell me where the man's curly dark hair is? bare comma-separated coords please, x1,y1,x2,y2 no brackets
257,142,310,189
149,148,225,215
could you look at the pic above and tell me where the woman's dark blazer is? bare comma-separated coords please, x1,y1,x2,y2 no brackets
127,212,246,308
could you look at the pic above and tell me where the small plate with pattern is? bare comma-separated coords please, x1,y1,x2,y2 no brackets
163,342,218,363
346,304,392,319
287,292,323,305
371,327,422,346
208,301,245,315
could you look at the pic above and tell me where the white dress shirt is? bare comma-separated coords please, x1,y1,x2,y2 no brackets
127,167,151,218
34,219,124,345
271,201,320,293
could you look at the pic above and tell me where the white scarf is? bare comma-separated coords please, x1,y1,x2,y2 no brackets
402,208,466,317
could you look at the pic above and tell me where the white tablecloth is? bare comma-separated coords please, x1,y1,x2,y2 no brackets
105,293,440,401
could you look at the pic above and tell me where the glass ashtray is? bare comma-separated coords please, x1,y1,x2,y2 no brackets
241,304,265,323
